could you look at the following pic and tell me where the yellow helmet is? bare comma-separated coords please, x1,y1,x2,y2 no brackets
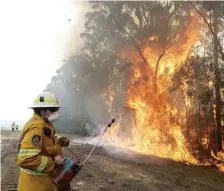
30,92,60,108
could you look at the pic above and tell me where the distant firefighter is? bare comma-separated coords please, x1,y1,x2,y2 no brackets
11,122,16,132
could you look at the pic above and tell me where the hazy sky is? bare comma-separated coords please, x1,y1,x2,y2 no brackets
0,0,88,121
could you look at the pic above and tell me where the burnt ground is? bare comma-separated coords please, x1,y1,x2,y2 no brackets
1,130,224,191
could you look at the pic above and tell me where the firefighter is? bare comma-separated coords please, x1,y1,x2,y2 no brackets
17,92,70,191
11,122,16,132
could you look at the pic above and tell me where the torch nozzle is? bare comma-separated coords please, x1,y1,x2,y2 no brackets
81,118,116,165
108,118,115,127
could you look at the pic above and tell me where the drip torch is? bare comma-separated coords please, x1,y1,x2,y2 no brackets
52,118,116,188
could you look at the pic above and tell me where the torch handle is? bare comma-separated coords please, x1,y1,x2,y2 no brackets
81,118,115,165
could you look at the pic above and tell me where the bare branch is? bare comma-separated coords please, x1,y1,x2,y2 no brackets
111,15,149,65
189,2,224,62
140,4,150,29
160,86,170,96
136,2,143,28
159,89,181,119
192,43,203,53
154,38,178,91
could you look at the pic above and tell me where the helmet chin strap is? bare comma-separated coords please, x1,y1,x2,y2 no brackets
44,117,50,123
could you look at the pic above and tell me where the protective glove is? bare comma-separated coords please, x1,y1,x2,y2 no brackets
59,136,70,147
54,155,65,166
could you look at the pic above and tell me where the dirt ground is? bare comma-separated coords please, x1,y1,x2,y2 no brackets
1,130,224,191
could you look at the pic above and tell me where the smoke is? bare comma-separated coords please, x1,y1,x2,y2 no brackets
72,134,175,166
84,93,111,124
63,1,91,57
59,1,111,128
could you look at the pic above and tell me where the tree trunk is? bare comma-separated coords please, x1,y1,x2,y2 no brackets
213,10,222,154
80,85,87,118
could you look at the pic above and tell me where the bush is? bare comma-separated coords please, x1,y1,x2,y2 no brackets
80,120,89,136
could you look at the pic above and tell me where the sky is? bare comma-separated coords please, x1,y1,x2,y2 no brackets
0,0,88,121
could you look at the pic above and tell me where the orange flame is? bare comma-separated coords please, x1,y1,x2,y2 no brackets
102,14,220,165
102,88,115,114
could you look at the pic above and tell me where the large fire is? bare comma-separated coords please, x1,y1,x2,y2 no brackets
103,14,206,164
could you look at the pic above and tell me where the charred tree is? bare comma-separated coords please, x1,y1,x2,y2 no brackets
213,10,222,153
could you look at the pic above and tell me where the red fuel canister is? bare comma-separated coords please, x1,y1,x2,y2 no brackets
52,157,82,188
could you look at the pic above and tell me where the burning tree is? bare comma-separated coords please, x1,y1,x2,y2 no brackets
81,1,209,163
46,1,224,166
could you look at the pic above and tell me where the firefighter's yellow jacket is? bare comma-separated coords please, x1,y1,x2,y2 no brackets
17,113,62,191
11,123,16,130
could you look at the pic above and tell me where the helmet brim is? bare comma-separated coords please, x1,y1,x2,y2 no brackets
29,105,61,109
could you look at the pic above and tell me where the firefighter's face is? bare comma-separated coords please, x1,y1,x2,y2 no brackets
40,108,59,117
40,109,51,117
40,108,60,123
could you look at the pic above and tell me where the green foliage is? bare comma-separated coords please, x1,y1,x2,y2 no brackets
80,120,89,137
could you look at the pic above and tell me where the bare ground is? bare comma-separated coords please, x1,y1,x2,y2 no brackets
1,131,224,191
